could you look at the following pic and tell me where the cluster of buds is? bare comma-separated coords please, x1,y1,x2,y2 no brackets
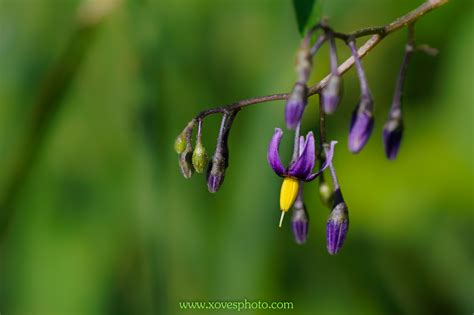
174,110,238,193
174,22,422,255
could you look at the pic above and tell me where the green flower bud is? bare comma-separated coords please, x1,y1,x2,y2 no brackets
174,133,186,154
179,144,194,179
192,141,208,173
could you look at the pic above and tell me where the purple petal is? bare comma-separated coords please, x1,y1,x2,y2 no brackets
267,128,286,176
298,136,305,156
288,132,315,179
348,106,374,153
305,140,337,181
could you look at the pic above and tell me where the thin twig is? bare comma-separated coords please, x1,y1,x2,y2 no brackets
193,0,448,121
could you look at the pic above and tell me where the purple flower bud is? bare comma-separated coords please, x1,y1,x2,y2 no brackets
206,152,227,193
320,75,342,114
285,83,307,130
348,97,374,153
383,114,403,160
326,190,349,255
291,200,309,245
205,111,237,193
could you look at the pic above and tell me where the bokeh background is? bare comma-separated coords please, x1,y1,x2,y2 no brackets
0,0,473,314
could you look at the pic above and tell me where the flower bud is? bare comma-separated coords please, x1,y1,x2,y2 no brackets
320,75,342,114
285,83,308,130
192,140,208,173
348,96,374,153
178,144,194,179
174,133,186,154
326,190,349,255
205,111,237,193
174,120,195,154
383,109,404,160
291,200,309,245
206,151,227,193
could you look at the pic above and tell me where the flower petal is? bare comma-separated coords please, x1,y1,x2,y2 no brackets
305,140,337,181
267,128,286,176
288,132,315,179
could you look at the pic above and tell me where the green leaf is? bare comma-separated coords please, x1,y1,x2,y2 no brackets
292,0,321,37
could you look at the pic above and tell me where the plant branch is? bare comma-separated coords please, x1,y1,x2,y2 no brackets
193,0,448,121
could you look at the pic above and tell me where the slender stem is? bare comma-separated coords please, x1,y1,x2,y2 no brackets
193,0,447,121
391,24,415,113
328,35,339,75
348,40,371,98
197,119,203,142
310,34,327,56
319,103,326,145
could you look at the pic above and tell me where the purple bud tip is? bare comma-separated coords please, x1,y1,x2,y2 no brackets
285,83,307,129
348,99,374,153
207,174,224,193
321,75,342,114
206,154,227,193
326,202,349,255
383,118,403,160
291,205,309,245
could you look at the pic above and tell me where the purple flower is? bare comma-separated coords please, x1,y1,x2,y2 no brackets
268,128,337,226
348,97,374,153
285,83,308,130
291,200,309,245
268,128,336,182
383,114,403,160
326,190,349,255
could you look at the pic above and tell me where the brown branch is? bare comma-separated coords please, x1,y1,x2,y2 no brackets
194,0,448,120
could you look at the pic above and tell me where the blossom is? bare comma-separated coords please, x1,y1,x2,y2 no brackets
268,128,336,226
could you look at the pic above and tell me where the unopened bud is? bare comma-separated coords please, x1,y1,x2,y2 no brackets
326,190,349,255
383,108,403,160
321,75,342,114
174,133,186,154
348,96,374,153
285,83,308,130
174,120,195,154
291,200,309,245
179,144,194,179
192,140,208,173
206,151,227,193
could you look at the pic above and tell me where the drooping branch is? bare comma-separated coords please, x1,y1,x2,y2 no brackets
193,0,448,121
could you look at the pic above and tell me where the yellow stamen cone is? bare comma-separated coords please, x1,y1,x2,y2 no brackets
280,177,299,212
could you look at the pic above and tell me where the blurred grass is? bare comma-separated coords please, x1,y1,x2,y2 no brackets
0,0,473,314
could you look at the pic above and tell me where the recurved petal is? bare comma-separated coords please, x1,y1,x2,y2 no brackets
267,128,286,176
305,140,337,181
288,132,315,179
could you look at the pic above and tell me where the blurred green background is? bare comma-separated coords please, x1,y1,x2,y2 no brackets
0,0,473,314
